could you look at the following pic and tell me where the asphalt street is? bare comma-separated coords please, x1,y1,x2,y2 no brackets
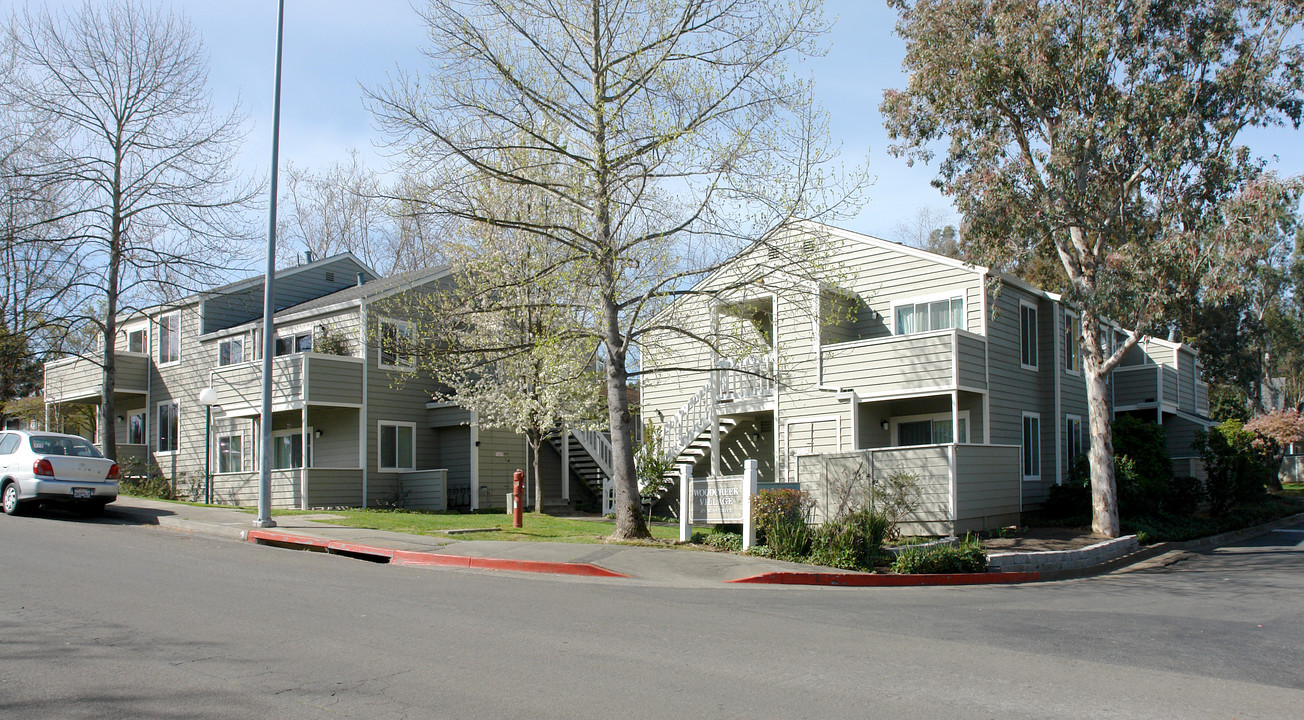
2,510,1301,719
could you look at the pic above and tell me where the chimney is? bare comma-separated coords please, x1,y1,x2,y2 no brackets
304,250,315,264
357,272,365,287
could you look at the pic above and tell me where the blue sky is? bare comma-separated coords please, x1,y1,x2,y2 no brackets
36,1,1304,242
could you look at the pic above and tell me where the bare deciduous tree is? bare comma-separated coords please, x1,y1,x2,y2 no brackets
370,0,863,539
4,0,258,458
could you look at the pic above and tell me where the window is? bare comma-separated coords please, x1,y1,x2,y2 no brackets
271,429,312,470
379,319,413,368
219,337,244,366
158,313,180,364
1020,302,1038,370
1065,415,1083,461
128,412,146,445
217,434,245,473
894,296,964,335
126,327,146,354
275,332,312,357
1063,310,1081,374
893,412,968,446
0,434,19,455
1022,412,1041,479
157,401,179,453
379,421,415,470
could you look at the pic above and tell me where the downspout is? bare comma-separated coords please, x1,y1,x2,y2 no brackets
470,410,480,510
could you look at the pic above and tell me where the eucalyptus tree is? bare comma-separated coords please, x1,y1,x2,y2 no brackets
5,1,258,459
370,0,861,538
882,0,1304,536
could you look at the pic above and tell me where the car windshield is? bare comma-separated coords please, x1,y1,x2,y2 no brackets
28,435,104,458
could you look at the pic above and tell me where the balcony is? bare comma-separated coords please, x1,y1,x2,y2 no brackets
208,353,363,416
1114,364,1190,412
819,329,988,399
44,353,150,404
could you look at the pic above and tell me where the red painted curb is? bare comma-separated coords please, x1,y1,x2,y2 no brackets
247,530,629,578
728,570,1042,586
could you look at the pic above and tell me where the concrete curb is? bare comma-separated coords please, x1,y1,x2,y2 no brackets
246,530,631,578
729,570,1041,586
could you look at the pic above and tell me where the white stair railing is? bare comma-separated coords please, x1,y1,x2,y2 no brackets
571,428,614,479
659,382,715,463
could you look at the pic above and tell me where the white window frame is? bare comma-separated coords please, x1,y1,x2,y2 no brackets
1019,300,1039,371
124,325,148,354
1065,414,1083,461
275,330,313,357
890,410,970,446
377,420,416,472
127,411,147,445
156,400,179,454
218,336,245,366
889,291,966,336
216,433,246,474
378,318,414,370
1022,411,1041,481
270,427,313,470
157,312,181,366
1063,309,1081,376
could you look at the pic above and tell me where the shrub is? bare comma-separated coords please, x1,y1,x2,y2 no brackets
1043,476,1090,520
765,515,812,560
1199,419,1276,515
752,488,814,545
890,535,988,574
701,530,743,551
872,471,921,539
313,325,351,356
1112,415,1173,515
808,508,890,571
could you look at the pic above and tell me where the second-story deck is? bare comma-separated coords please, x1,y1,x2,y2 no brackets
44,352,150,404
208,353,364,416
819,329,988,399
1113,364,1210,417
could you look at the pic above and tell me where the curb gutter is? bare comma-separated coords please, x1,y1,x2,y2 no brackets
246,530,631,578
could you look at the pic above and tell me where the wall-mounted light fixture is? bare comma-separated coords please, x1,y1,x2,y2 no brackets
881,420,889,432
314,429,323,439
117,415,125,423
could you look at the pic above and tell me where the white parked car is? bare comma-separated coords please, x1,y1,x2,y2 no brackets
0,431,119,516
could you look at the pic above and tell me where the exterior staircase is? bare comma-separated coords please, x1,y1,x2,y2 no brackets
658,353,776,466
548,428,614,506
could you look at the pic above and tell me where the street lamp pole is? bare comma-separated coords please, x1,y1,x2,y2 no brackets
199,387,218,504
255,0,286,529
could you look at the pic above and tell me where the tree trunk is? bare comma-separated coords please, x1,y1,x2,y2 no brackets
1081,316,1120,537
529,430,543,512
100,191,122,461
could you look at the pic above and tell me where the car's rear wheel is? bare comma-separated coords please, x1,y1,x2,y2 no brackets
2,483,24,516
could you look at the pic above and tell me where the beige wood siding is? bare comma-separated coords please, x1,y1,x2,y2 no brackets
954,444,1022,531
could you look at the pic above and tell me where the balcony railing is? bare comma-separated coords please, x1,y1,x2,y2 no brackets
208,353,363,415
819,329,987,398
44,353,150,403
715,353,776,404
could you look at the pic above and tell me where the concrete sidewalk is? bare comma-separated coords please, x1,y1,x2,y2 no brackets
103,496,1302,587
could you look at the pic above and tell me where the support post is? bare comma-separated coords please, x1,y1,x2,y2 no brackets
678,463,693,542
742,458,758,551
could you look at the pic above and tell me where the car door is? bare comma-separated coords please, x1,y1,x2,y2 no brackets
0,433,16,474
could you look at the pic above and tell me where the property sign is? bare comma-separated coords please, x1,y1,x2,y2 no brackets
691,475,746,524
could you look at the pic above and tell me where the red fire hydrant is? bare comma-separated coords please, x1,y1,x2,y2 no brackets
512,469,524,528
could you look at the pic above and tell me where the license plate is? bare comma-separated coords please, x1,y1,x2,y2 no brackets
71,488,94,499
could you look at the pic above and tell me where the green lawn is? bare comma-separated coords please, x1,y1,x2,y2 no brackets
277,509,682,544
1280,482,1304,500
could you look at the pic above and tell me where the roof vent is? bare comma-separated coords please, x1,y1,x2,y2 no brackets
357,272,365,287
304,250,315,264
325,271,335,283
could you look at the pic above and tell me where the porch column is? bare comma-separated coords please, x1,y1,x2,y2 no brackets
952,390,960,445
301,404,309,510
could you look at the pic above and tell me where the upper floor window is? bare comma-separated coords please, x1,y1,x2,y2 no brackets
1020,301,1038,370
379,318,413,369
158,313,180,365
275,332,312,357
219,337,245,366
895,296,963,335
1063,310,1081,374
126,327,146,354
